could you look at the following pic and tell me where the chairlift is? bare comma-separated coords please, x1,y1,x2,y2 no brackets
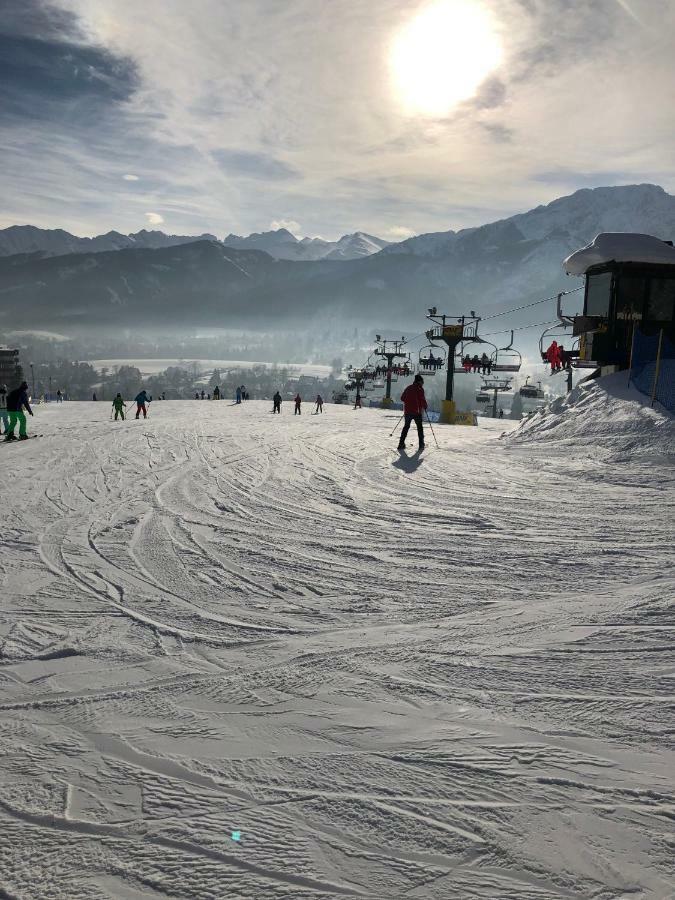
418,343,446,376
491,331,522,373
519,376,545,400
540,296,598,372
475,391,490,404
454,338,497,373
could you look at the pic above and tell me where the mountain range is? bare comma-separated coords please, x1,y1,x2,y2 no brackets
0,225,390,263
1,184,673,336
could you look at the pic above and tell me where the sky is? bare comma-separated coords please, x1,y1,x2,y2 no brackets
1,0,674,241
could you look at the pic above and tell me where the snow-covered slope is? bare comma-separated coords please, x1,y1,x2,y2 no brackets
507,370,674,464
222,228,391,261
0,396,672,898
324,231,391,260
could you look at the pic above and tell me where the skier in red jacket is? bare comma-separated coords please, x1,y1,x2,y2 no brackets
398,375,427,450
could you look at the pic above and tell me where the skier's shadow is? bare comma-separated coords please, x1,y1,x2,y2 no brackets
392,449,424,473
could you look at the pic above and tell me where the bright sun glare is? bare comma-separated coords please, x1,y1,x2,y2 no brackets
390,0,503,116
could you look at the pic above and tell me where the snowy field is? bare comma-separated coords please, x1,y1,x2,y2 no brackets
1,379,674,899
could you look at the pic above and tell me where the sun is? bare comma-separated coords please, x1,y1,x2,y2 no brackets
389,0,503,117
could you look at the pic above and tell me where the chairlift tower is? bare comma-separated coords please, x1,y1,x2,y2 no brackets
425,308,482,424
373,336,408,406
481,377,512,419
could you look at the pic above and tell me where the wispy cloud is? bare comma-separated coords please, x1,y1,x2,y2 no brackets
145,212,164,225
123,173,139,181
212,149,298,181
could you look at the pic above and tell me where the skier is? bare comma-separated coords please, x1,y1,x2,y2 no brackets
471,354,481,373
398,374,427,451
0,384,8,435
498,408,504,419
294,393,302,415
56,389,63,403
462,355,472,373
213,385,220,400
201,389,205,400
354,388,362,409
315,394,324,413
134,389,149,419
4,381,34,441
195,392,200,400
480,353,491,375
272,391,282,414
112,393,127,420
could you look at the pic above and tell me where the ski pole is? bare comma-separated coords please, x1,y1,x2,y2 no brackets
425,410,440,448
389,413,404,437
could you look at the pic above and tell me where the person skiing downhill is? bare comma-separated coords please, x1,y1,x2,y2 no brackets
134,389,149,419
398,374,427,451
112,393,127,420
315,394,324,413
273,391,282,414
0,384,8,435
4,381,34,441
294,393,302,415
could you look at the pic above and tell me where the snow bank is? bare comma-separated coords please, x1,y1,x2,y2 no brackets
505,371,675,466
564,232,675,275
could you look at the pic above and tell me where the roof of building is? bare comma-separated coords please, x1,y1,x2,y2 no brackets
564,232,675,276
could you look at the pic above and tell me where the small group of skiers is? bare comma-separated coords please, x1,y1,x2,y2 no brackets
112,390,150,420
424,353,444,370
1,382,34,441
272,393,323,414
461,353,492,375
544,341,571,374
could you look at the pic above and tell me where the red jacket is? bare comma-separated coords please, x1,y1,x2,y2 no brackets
401,383,427,415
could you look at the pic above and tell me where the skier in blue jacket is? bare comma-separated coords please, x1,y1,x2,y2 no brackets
134,390,149,419
4,381,34,441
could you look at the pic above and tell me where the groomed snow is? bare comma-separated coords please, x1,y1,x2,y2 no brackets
564,231,675,275
1,387,674,898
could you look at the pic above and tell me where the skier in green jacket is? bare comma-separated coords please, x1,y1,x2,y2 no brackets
112,393,127,420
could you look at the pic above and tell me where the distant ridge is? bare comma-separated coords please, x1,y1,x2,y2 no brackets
1,184,673,332
0,224,391,263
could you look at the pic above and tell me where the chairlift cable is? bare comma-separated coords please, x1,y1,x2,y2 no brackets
479,286,583,322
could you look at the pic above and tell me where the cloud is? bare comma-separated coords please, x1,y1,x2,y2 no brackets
270,219,301,236
123,173,139,181
386,225,416,238
212,149,298,181
1,0,674,241
145,212,164,225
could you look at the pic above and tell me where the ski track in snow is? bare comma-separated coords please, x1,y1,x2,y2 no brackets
0,392,673,899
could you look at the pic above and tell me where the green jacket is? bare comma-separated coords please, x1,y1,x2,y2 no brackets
112,397,125,410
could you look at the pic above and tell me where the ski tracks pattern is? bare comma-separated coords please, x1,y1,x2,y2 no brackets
0,400,673,899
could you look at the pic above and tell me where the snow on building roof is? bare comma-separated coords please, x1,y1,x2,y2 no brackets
563,232,675,276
